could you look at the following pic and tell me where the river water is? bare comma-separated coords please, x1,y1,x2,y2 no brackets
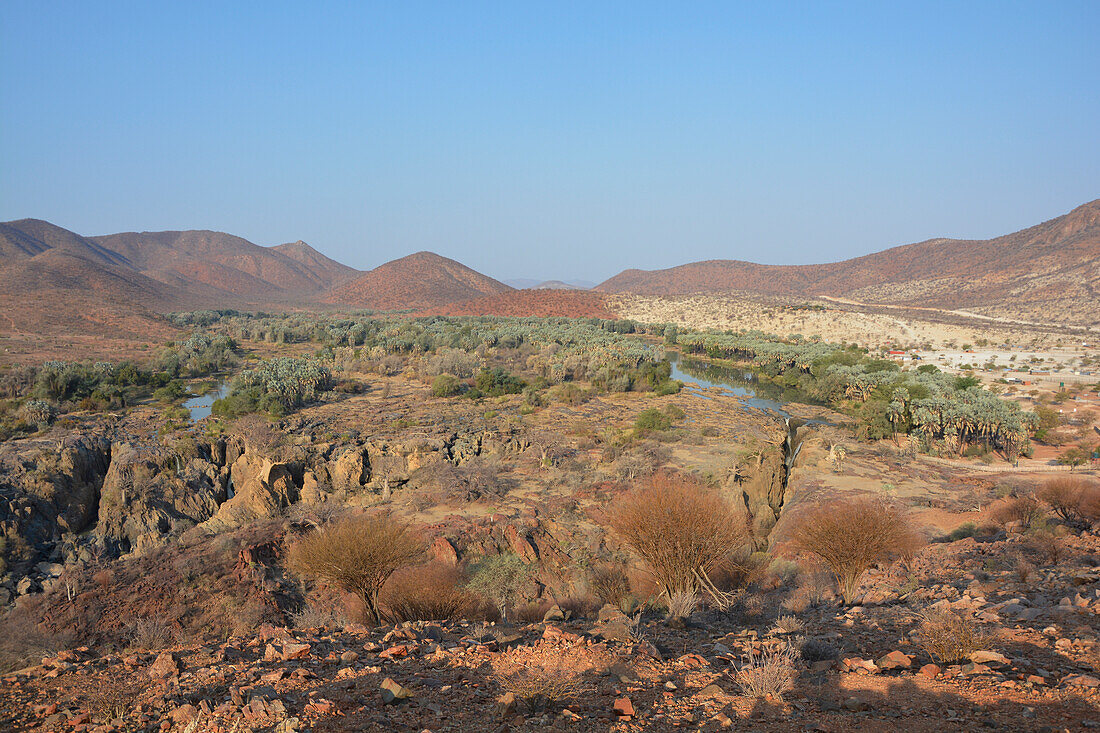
183,382,230,423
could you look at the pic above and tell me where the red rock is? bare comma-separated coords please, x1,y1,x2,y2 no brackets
918,664,941,679
380,644,410,660
147,652,179,681
169,704,198,724
281,642,312,660
1063,674,1100,688
613,696,634,718
876,651,912,670
677,653,709,668
430,537,459,566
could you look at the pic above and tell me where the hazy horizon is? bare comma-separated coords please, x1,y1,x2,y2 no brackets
2,2,1098,283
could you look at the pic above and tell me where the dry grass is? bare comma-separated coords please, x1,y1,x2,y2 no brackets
790,498,920,604
499,663,588,712
609,471,748,596
915,609,988,664
736,643,798,700
287,512,424,625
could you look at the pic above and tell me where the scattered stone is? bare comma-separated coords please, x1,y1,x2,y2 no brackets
147,652,180,681
876,651,912,670
918,664,941,679
613,696,634,719
1062,674,1100,688
380,677,413,703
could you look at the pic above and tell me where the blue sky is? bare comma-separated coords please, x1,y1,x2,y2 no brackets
2,2,1097,283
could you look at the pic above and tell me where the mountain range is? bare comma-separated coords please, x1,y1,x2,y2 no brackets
1,199,1097,338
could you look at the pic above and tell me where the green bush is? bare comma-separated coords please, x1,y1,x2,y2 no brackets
634,408,672,435
466,553,531,620
431,374,464,397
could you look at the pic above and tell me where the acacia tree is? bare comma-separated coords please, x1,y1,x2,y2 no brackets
791,498,920,605
287,513,424,625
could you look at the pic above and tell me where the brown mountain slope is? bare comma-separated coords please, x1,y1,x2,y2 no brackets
272,240,359,285
325,251,513,311
0,219,133,268
90,229,352,300
596,200,1100,325
0,249,178,343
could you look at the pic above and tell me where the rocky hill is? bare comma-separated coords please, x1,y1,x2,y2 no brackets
90,229,351,301
597,200,1100,326
324,252,514,311
272,240,359,286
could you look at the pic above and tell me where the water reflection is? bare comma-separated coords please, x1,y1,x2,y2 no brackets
183,382,230,423
665,351,819,419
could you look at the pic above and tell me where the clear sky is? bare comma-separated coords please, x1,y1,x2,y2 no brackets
2,2,1097,283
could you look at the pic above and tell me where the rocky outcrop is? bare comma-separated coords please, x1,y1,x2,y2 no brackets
95,443,227,556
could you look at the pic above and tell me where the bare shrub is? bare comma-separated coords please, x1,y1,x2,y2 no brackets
665,590,698,620
609,472,747,597
500,664,587,712
985,494,1046,532
790,498,920,605
915,609,988,664
512,600,553,624
1014,555,1035,583
290,602,353,630
382,562,475,622
797,636,837,662
286,513,424,625
491,643,605,714
736,643,797,700
125,616,175,650
1027,531,1067,566
589,563,631,606
1039,475,1100,524
772,614,805,634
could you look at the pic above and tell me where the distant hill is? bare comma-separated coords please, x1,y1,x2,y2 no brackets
503,278,594,290
91,229,351,300
325,251,513,311
271,240,359,286
596,200,1100,326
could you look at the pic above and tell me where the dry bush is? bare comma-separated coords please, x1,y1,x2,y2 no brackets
492,643,605,714
1039,475,1100,524
287,513,424,625
985,494,1046,532
589,563,631,606
232,414,284,455
1027,531,1068,566
609,471,747,597
772,614,805,634
125,616,175,650
665,590,698,620
1014,555,1036,583
915,609,988,664
736,643,797,700
382,562,476,622
790,498,920,605
512,600,553,624
556,595,598,619
499,664,588,713
290,602,354,630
